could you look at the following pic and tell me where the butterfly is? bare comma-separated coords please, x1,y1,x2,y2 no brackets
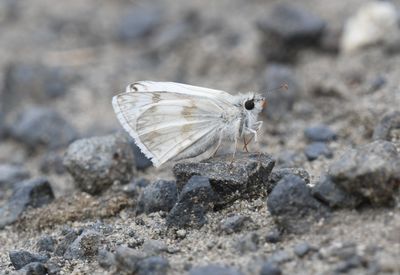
112,81,266,167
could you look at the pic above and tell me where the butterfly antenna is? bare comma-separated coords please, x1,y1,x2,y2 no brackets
263,83,288,97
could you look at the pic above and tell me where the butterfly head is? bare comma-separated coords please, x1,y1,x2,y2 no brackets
242,94,266,114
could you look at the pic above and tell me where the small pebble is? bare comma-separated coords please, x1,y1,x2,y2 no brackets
304,142,333,161
304,124,337,142
260,262,282,275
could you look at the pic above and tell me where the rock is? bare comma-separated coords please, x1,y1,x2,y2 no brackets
293,242,315,257
369,75,386,93
261,65,301,120
328,140,400,205
0,178,54,229
320,26,342,53
0,111,6,139
20,262,47,275
136,256,170,275
236,232,259,254
97,249,116,269
372,111,400,142
116,5,163,42
0,163,29,189
173,153,275,208
122,178,150,196
260,262,282,275
304,125,337,142
37,235,56,253
115,246,147,273
63,230,101,260
64,133,135,194
166,176,216,228
142,240,168,256
267,175,330,233
275,150,305,168
335,255,364,273
341,1,399,53
304,142,333,161
45,260,62,275
257,3,325,62
268,168,310,190
2,63,72,115
219,215,251,234
265,229,282,244
189,265,243,275
268,250,292,264
39,152,66,175
10,107,78,150
312,174,363,208
136,180,177,214
54,229,80,256
9,250,48,270
130,142,153,171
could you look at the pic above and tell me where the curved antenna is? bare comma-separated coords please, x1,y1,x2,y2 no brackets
261,83,288,97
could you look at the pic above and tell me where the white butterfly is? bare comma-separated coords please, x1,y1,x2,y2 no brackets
112,81,266,167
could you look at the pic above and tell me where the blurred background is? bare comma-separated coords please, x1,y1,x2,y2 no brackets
0,0,399,180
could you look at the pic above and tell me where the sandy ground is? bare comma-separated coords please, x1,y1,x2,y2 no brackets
0,0,399,274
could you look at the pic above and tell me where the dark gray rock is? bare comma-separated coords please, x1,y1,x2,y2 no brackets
10,107,78,150
304,124,337,142
267,175,330,233
166,176,216,228
0,178,54,229
0,164,30,189
130,142,153,171
136,256,170,275
9,250,48,270
189,265,243,275
369,75,386,93
142,240,168,256
173,153,275,208
0,111,6,139
260,262,282,275
54,229,80,256
97,249,116,269
276,150,306,168
236,232,259,254
268,168,310,190
328,140,400,205
268,250,292,264
2,63,72,116
293,242,315,257
136,180,177,214
335,255,364,273
261,65,301,120
64,133,135,194
39,152,66,175
122,178,150,196
257,3,325,62
372,111,400,141
265,229,282,243
115,246,147,273
63,230,102,260
20,262,47,275
220,215,251,234
37,235,56,253
117,5,163,42
304,142,333,161
312,174,363,208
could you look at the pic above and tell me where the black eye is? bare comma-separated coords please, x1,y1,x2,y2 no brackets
244,100,255,110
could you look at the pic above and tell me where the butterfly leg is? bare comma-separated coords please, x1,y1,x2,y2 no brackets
210,132,223,158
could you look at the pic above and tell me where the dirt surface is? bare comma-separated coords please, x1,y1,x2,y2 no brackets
0,0,399,274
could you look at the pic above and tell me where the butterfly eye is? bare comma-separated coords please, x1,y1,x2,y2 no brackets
244,100,255,110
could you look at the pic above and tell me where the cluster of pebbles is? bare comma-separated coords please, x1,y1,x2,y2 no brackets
0,0,399,274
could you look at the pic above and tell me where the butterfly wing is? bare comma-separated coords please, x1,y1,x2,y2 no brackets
112,84,233,167
126,81,233,103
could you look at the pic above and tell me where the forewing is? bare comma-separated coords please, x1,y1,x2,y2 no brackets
126,81,234,104
112,92,223,167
